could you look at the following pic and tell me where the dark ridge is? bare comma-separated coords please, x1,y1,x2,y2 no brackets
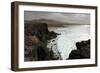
25,19,65,27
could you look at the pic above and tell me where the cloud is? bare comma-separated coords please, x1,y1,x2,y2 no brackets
24,11,90,24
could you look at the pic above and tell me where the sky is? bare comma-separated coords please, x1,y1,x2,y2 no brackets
24,11,90,25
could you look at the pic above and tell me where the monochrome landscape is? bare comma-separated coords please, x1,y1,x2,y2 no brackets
24,11,90,61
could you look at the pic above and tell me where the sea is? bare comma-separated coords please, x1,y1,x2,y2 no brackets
48,24,90,60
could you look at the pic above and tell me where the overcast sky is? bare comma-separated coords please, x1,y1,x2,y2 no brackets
24,11,90,24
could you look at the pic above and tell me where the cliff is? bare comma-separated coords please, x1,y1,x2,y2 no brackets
24,22,59,61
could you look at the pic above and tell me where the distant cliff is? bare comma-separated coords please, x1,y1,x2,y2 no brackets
25,19,65,27
68,39,90,59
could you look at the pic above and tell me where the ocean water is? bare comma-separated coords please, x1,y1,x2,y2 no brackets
48,25,90,60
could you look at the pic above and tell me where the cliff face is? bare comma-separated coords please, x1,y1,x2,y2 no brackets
24,22,59,61
68,39,90,59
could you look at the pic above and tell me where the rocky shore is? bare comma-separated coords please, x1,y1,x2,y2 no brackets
68,39,90,59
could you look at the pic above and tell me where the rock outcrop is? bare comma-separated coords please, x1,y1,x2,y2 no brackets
24,22,59,61
68,39,90,59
